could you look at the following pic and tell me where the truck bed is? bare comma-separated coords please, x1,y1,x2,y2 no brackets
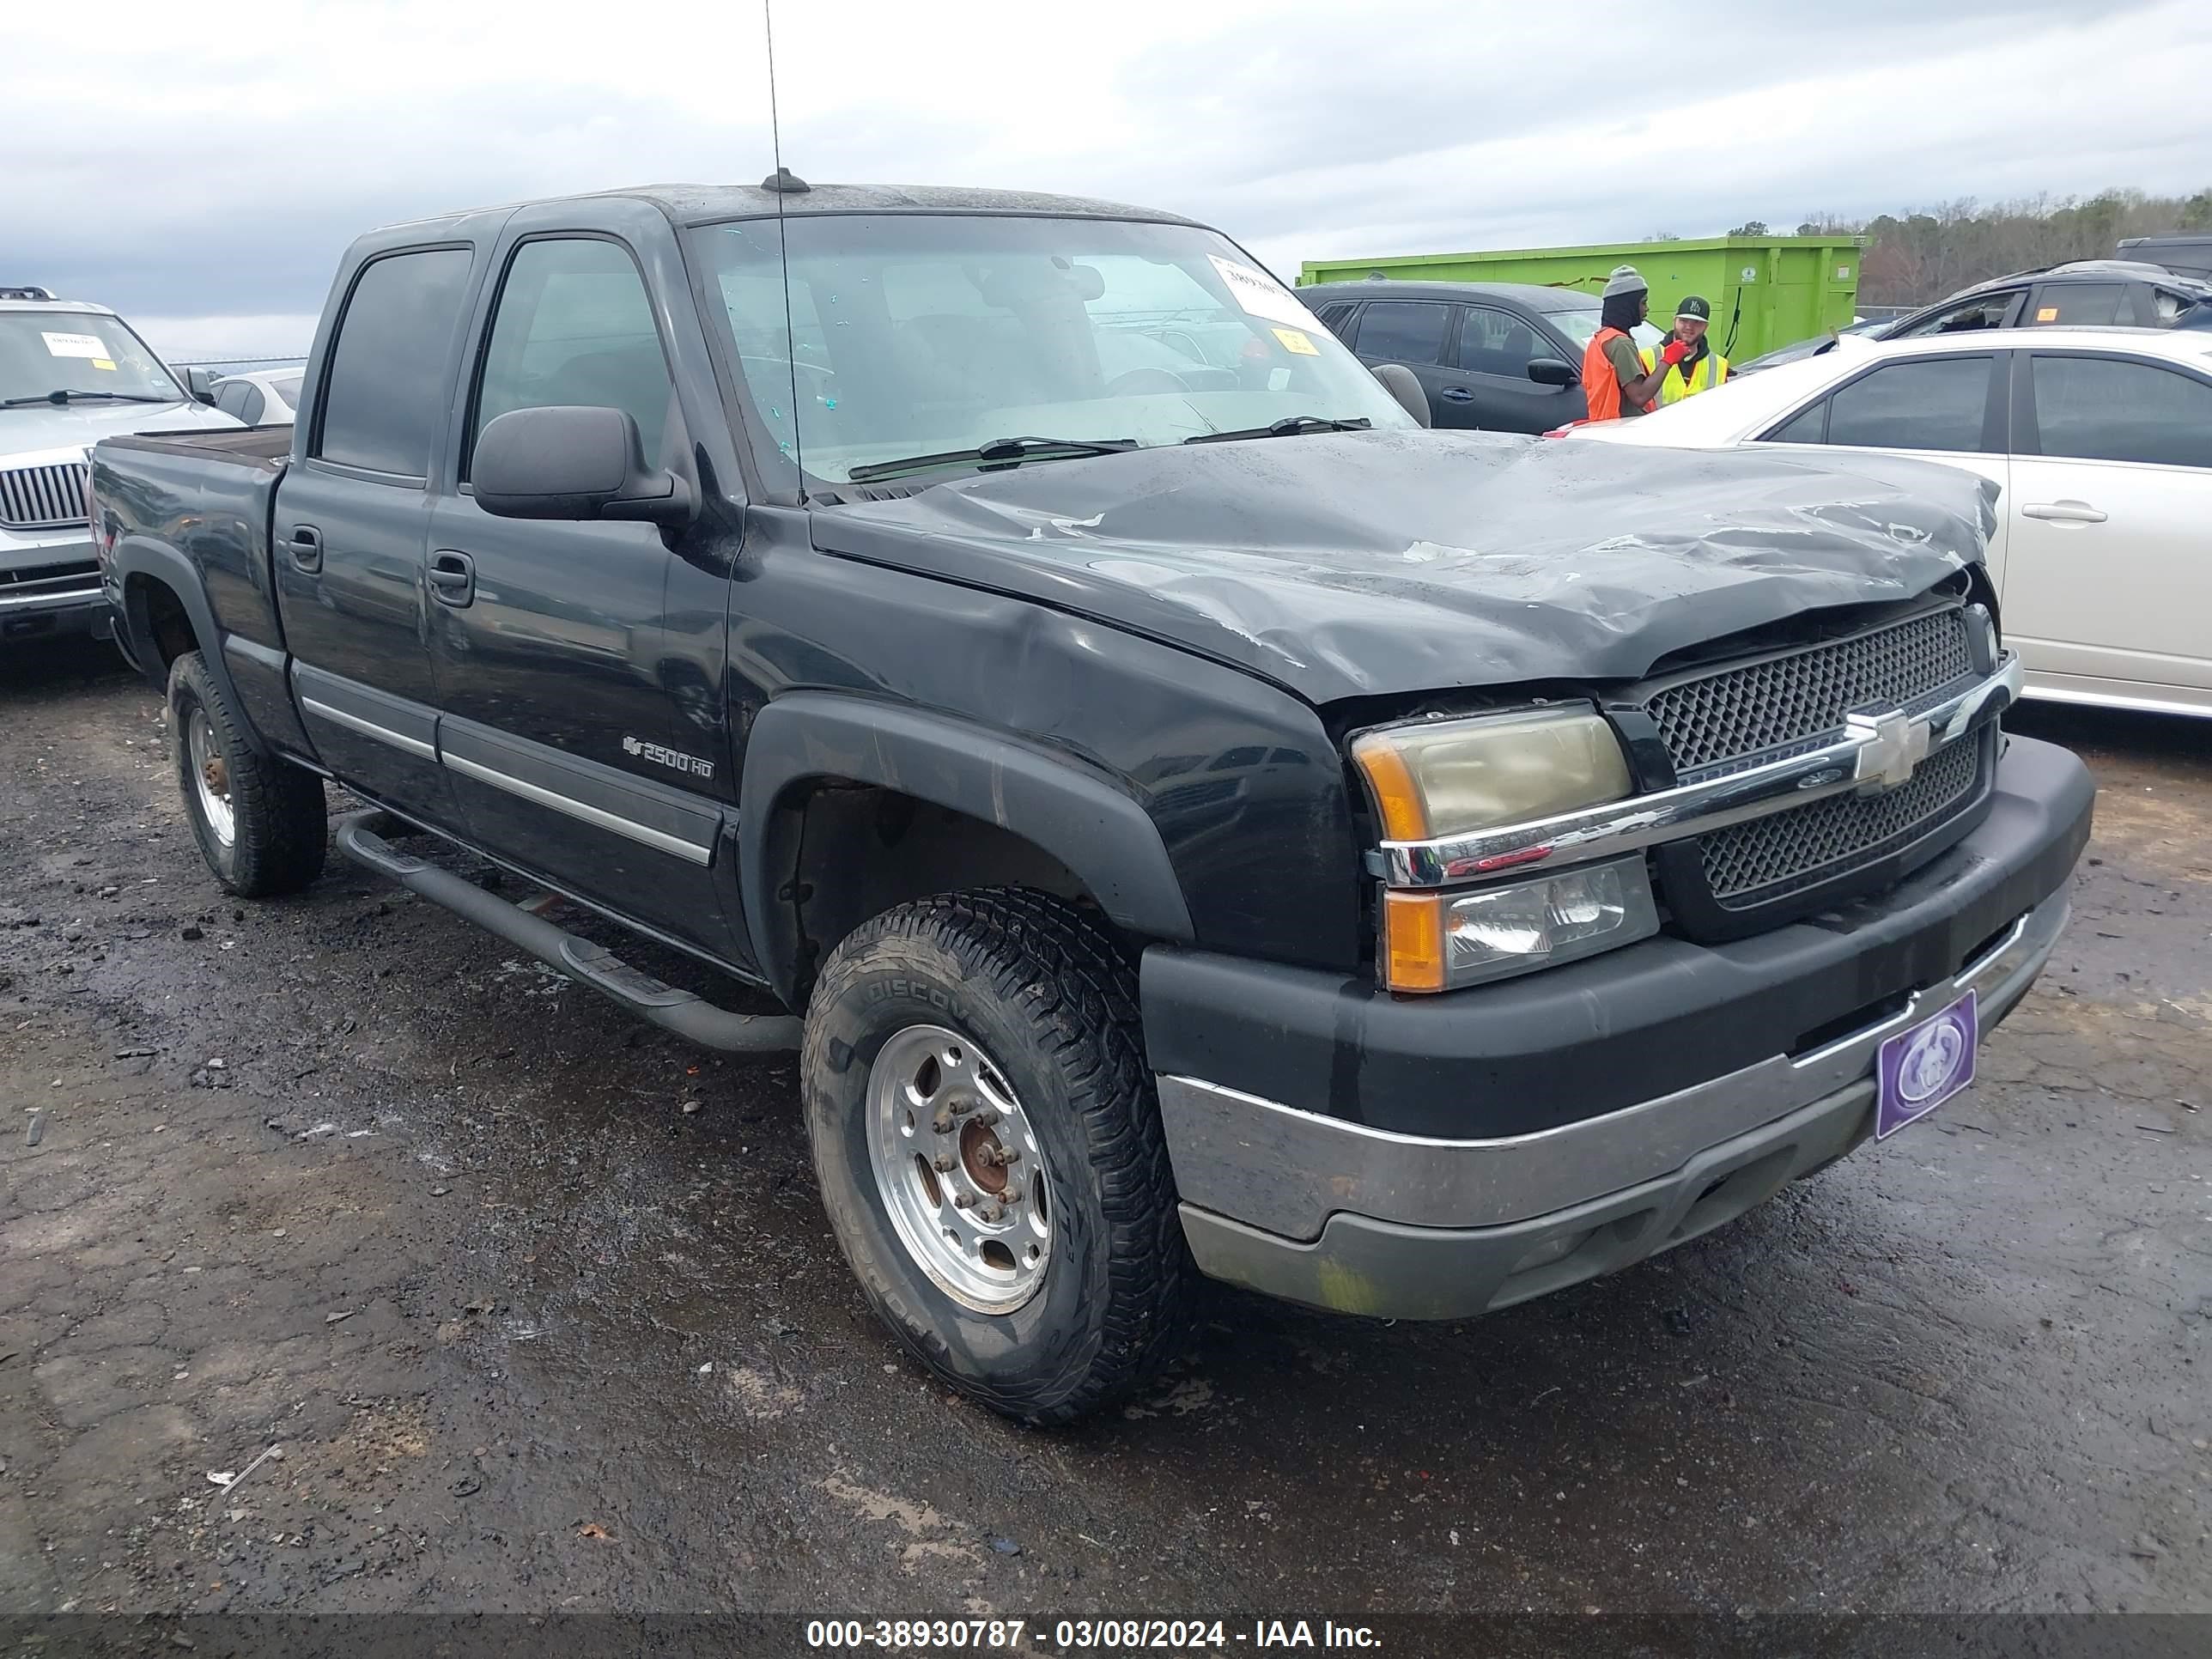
97,425,295,470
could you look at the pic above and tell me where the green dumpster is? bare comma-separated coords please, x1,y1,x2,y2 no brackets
1297,235,1866,363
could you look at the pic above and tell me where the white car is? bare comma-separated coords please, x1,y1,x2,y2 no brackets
207,367,304,426
1565,326,2212,719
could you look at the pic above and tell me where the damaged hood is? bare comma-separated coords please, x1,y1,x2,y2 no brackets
811,428,1998,704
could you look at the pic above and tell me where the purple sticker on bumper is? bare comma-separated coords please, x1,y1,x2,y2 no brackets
1876,989,1978,1139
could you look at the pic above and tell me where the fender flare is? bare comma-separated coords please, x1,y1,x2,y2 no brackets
109,538,266,753
738,690,1194,996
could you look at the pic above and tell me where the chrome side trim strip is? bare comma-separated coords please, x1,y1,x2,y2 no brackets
300,696,436,760
441,750,713,866
1374,654,2024,889
1156,890,2068,1240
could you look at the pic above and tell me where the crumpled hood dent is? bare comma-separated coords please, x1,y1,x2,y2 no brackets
813,428,1999,705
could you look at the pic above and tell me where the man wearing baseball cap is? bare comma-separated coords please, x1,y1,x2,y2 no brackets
1579,264,1686,421
1650,295,1729,405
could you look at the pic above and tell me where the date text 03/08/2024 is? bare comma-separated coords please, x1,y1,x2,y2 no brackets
804,1619,1383,1650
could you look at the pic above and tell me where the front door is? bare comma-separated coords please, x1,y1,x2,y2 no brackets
2002,350,2212,702
424,229,738,958
1443,304,1583,434
279,244,476,828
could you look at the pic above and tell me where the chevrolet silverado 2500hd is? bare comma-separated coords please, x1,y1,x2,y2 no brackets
89,180,2094,1423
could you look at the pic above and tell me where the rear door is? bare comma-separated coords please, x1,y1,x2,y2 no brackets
278,243,477,824
1347,300,1462,425
1442,303,1582,433
422,205,743,959
2002,349,2212,704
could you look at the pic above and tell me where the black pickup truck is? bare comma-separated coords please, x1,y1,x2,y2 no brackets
90,179,2093,1423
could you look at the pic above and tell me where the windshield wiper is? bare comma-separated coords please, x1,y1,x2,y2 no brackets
1,390,171,408
1185,415,1372,445
845,435,1138,483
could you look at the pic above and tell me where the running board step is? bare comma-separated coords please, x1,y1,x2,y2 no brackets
334,809,801,1053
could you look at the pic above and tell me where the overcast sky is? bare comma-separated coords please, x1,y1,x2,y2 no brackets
5,0,2208,359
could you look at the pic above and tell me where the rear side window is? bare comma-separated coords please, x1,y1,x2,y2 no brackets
1316,302,1355,339
215,380,254,421
1826,356,1992,453
470,238,672,474
238,385,267,426
316,248,472,477
2030,356,2212,468
2027,283,2125,325
1353,301,1450,366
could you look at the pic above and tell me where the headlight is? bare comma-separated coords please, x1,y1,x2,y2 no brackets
1382,857,1659,991
1353,707,1650,994
1350,706,1632,842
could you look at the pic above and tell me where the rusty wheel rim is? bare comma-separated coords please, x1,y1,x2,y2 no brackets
866,1023,1052,1314
186,709,235,849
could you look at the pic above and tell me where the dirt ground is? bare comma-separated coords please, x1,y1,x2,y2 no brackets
2,636,2206,1641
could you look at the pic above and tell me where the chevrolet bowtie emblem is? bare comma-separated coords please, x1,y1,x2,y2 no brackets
1846,707,1933,794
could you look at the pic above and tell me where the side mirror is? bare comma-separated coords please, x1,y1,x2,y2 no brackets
1370,362,1431,428
184,367,220,404
1526,356,1577,387
472,405,692,526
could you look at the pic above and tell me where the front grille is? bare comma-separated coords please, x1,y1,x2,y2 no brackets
1698,733,1982,906
0,460,91,531
1644,607,1974,777
1635,602,1992,930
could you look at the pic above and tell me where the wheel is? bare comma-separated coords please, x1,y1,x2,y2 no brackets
802,889,1195,1423
169,650,328,897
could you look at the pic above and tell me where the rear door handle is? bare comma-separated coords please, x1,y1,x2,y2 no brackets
1440,387,1475,402
283,525,322,571
428,550,475,608
2021,501,2106,524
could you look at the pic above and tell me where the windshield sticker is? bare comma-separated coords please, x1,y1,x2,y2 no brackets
1208,256,1322,329
91,358,117,372
1271,326,1320,356
41,331,112,360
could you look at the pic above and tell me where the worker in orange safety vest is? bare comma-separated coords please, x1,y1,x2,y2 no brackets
1578,265,1687,421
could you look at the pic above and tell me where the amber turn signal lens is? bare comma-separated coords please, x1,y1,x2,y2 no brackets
1352,735,1428,841
1382,890,1446,994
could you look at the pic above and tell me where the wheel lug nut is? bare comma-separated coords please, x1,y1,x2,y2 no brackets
1000,1187,1022,1205
933,1155,956,1173
975,1109,1002,1129
998,1147,1020,1165
932,1115,953,1134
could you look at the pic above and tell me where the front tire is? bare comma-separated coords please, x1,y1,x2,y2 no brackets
802,890,1194,1423
169,650,328,897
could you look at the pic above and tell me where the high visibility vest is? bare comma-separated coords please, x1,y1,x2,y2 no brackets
1653,347,1728,405
1580,327,1637,421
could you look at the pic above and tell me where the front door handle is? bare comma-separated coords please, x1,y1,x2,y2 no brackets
2021,501,2107,524
283,525,322,571
1440,387,1475,402
428,550,476,608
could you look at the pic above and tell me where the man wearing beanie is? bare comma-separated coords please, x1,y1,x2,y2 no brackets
1580,264,1681,421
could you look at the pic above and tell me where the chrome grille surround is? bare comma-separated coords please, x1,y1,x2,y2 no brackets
0,460,91,531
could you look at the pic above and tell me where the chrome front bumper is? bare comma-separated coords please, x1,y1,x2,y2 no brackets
1162,887,2068,1320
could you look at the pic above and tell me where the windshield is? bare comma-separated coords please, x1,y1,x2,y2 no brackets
0,312,184,404
1545,305,1664,354
690,214,1415,484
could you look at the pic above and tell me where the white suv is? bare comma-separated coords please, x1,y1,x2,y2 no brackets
1,288,240,648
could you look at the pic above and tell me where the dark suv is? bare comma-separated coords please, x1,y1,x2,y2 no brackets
1304,280,1652,432
1735,259,2212,374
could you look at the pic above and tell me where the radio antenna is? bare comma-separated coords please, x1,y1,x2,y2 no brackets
762,0,807,501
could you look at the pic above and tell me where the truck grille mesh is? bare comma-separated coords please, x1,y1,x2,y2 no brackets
1644,608,1973,776
1637,604,1990,921
1698,733,1982,905
0,460,90,531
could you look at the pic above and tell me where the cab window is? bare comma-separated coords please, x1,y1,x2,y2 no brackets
469,238,672,475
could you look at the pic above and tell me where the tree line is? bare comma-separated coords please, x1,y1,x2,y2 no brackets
1720,190,2212,306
